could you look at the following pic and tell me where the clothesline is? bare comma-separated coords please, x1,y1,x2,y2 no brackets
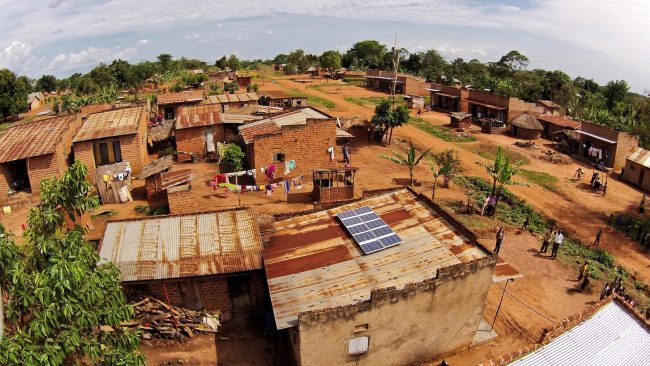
217,175,304,195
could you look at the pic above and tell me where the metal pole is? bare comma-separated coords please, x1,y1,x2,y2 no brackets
491,279,510,331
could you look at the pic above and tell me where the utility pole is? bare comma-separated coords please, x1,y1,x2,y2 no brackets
389,34,401,144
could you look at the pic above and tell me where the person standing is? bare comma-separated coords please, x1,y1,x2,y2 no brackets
640,193,647,214
551,230,564,259
614,214,622,232
593,229,602,246
606,214,614,229
540,227,554,253
578,261,589,280
580,270,590,291
600,282,611,300
522,217,530,232
494,227,505,255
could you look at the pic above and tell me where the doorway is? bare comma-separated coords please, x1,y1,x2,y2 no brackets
164,106,175,120
6,159,30,192
639,169,645,186
228,276,252,311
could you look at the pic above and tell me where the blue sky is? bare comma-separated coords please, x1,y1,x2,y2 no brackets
0,0,648,92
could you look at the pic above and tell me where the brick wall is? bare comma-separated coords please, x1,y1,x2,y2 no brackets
252,118,339,184
198,278,232,312
621,161,650,191
0,163,10,200
73,140,96,180
314,185,354,203
26,154,60,195
175,125,225,155
469,89,510,107
508,97,543,121
167,187,199,214
580,120,619,141
142,281,183,307
615,132,639,171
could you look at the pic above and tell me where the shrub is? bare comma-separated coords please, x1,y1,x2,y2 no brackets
221,144,245,172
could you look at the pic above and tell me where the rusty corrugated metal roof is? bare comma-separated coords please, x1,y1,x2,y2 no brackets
262,189,490,329
157,90,204,105
176,104,221,129
536,114,581,130
0,115,78,163
73,106,144,142
99,208,263,282
238,107,331,144
627,147,650,169
207,92,259,104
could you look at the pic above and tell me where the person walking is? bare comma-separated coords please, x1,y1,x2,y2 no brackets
600,282,611,300
593,229,602,246
606,214,613,229
580,270,590,291
540,227,554,253
522,217,530,232
640,193,647,214
578,261,589,280
494,227,505,255
551,230,564,259
614,214,622,232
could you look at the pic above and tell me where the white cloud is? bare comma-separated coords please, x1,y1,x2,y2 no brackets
266,30,273,34
47,46,138,72
137,39,149,45
0,41,34,71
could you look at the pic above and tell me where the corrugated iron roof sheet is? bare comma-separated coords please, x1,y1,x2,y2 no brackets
238,107,331,144
0,115,78,163
176,104,221,129
263,189,490,329
536,114,582,130
157,90,204,105
627,147,650,169
99,208,263,282
207,92,259,104
73,107,144,142
510,301,650,365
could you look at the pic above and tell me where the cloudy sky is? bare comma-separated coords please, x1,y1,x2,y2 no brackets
0,0,648,92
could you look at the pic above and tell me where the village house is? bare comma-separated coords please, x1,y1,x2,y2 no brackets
536,114,582,138
238,107,340,183
427,83,469,113
364,69,428,95
27,92,45,111
207,92,260,113
98,208,266,316
334,69,367,80
0,115,82,199
574,120,638,170
174,103,232,155
466,89,542,124
157,90,204,120
509,112,544,139
72,106,149,179
263,189,498,366
536,100,562,116
258,90,307,109
621,147,650,191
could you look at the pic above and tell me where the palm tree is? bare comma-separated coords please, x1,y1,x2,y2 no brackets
475,146,527,213
380,141,431,186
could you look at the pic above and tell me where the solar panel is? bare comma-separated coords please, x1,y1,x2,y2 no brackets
336,206,402,255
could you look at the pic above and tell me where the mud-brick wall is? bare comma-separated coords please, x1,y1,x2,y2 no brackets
0,163,10,201
175,125,225,155
198,278,232,312
295,257,497,366
167,188,199,214
26,154,60,195
252,118,338,184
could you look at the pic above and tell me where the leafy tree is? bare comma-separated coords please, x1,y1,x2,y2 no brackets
0,161,144,365
0,69,29,120
224,81,239,94
475,146,527,213
215,56,228,70
370,99,409,143
247,83,259,92
221,144,245,172
319,50,341,77
498,50,529,71
272,54,289,65
603,80,629,111
76,76,97,95
286,49,311,74
156,53,174,72
227,55,240,71
431,149,463,188
380,141,431,186
89,63,117,88
427,157,444,200
35,75,58,92
130,62,156,97
388,104,409,143
343,40,387,69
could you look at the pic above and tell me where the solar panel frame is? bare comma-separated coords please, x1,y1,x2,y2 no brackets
337,206,402,255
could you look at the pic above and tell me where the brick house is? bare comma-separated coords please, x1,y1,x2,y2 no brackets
258,90,307,109
98,208,266,315
175,104,233,155
427,83,469,113
536,114,581,138
263,189,499,366
621,147,650,191
0,115,82,199
364,70,428,95
28,92,45,111
536,100,562,116
238,107,339,183
509,112,544,139
464,89,542,124
72,106,149,180
207,92,259,113
575,121,639,170
157,90,204,120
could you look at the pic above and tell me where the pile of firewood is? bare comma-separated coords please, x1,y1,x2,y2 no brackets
120,297,221,340
540,149,571,164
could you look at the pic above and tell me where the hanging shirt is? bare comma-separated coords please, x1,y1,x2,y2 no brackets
327,147,335,161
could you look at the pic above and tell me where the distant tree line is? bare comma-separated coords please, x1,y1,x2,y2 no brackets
0,39,648,146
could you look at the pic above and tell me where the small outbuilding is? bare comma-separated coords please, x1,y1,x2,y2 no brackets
99,208,266,315
450,112,472,129
0,115,82,199
174,104,225,156
157,90,204,120
621,147,650,191
28,92,45,111
207,92,259,113
509,112,543,139
258,91,307,109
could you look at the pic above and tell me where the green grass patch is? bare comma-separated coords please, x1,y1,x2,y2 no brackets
287,88,336,109
0,123,10,131
468,143,530,165
134,205,169,216
409,117,476,143
520,169,559,191
342,77,366,86
344,96,401,107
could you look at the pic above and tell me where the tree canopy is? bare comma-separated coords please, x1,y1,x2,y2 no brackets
0,69,29,120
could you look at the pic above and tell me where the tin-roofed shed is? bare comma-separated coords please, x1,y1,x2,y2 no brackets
99,208,266,313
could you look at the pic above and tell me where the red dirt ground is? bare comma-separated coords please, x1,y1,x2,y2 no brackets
1,76,648,365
